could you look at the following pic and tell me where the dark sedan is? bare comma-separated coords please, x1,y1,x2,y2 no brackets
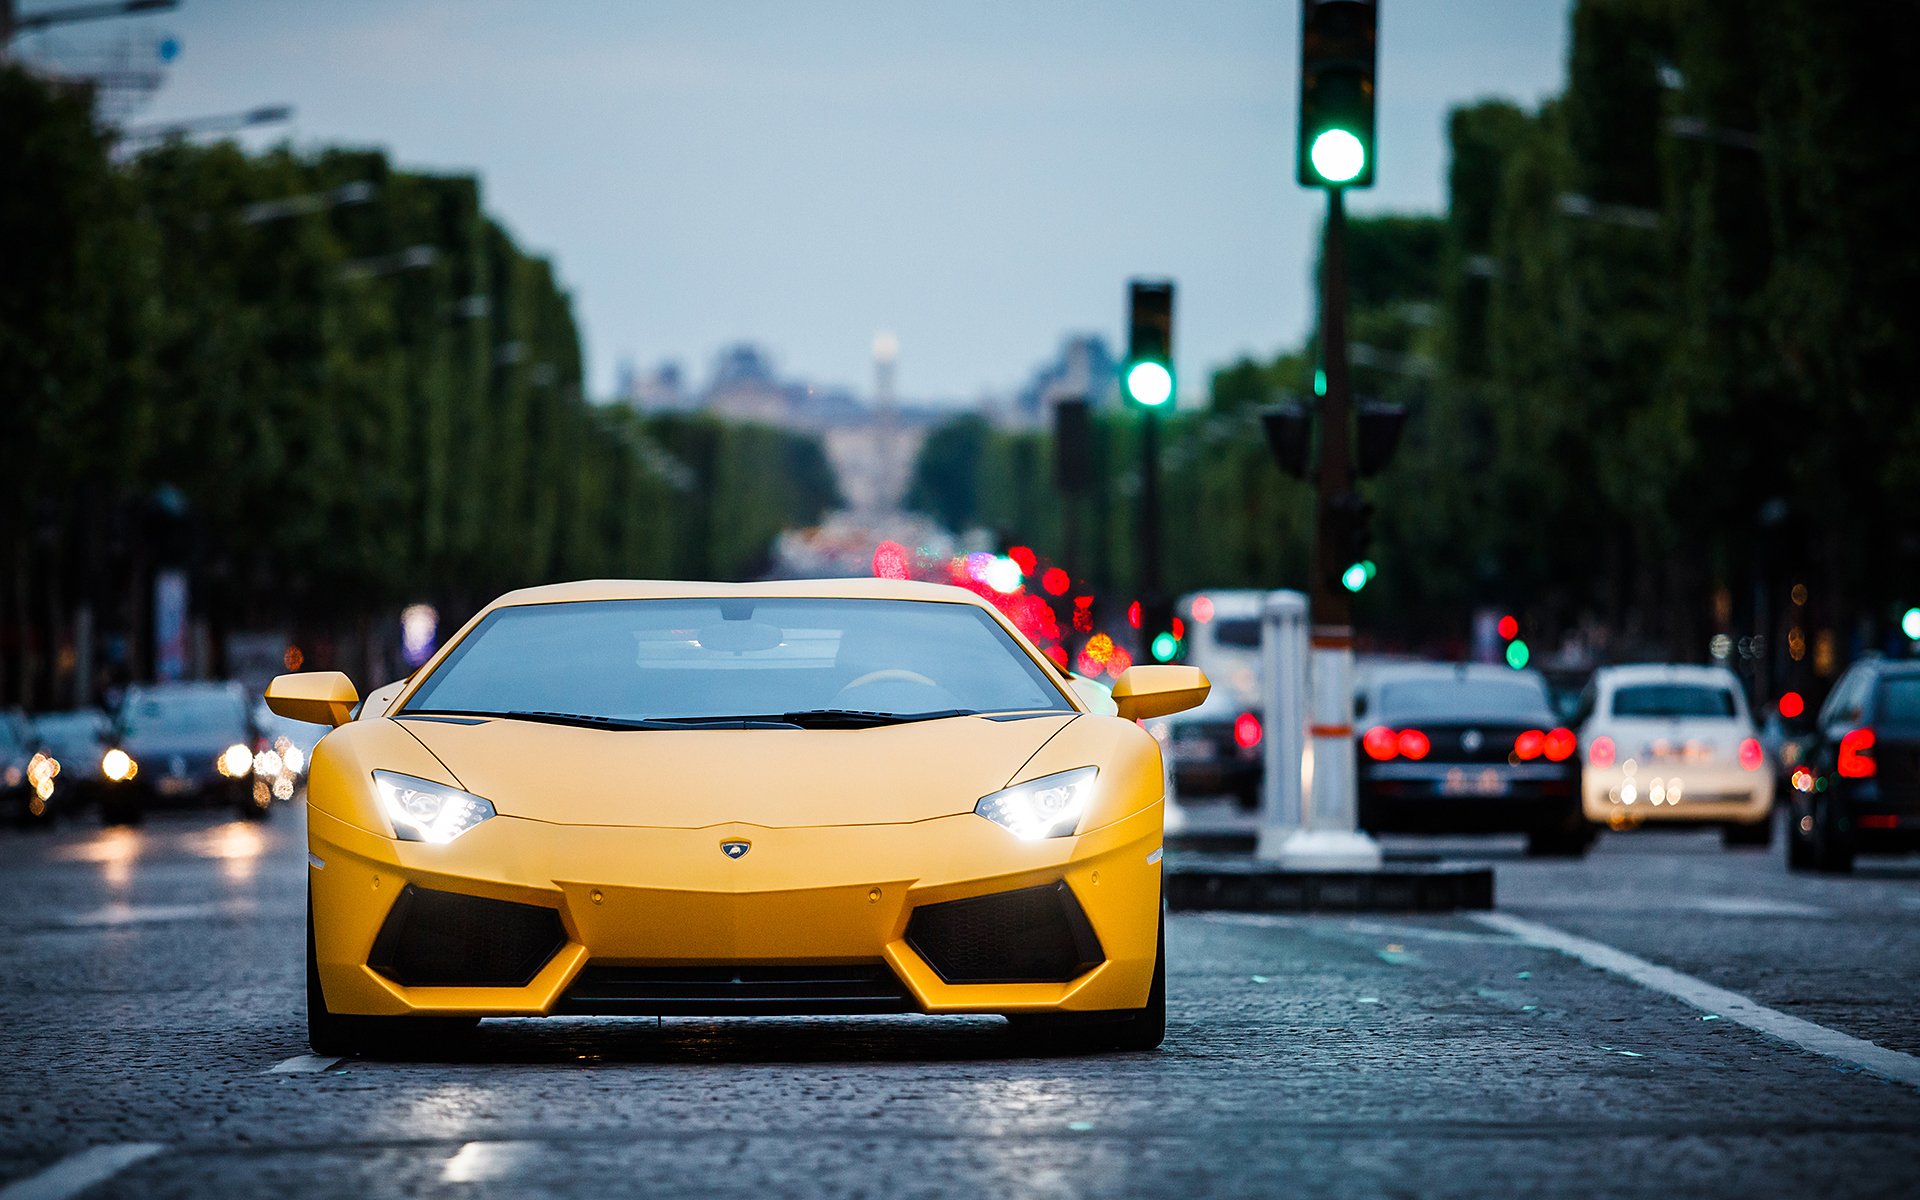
98,682,263,824
1355,663,1592,856
1788,657,1920,872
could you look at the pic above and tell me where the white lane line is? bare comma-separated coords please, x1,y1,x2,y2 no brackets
1692,896,1828,918
57,899,256,929
1474,911,1920,1090
0,1143,165,1200
268,1054,340,1074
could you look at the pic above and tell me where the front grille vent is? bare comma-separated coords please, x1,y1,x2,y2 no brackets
557,963,914,1016
905,881,1104,984
368,885,566,988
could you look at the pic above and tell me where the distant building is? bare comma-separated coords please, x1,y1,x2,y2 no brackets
617,359,692,412
1014,334,1120,425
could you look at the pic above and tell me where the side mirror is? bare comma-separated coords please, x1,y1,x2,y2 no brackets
264,671,359,728
1111,665,1211,722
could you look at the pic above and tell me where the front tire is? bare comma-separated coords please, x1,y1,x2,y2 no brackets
1809,796,1855,874
1722,816,1773,847
1008,910,1165,1053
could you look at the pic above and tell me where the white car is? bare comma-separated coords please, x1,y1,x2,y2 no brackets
1576,664,1775,845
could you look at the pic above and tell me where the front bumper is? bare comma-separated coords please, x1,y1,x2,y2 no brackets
1582,763,1772,825
308,800,1164,1019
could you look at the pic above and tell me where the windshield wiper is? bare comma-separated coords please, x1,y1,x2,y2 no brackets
405,709,694,731
770,708,977,728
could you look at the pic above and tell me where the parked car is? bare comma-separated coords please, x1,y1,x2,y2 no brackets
98,681,264,824
1786,657,1920,873
1156,590,1266,807
1576,664,1774,846
1355,663,1590,856
28,709,111,814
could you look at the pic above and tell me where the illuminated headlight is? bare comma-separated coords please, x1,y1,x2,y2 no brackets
102,748,137,782
281,743,305,775
253,749,283,777
218,743,254,778
974,767,1097,840
373,770,496,843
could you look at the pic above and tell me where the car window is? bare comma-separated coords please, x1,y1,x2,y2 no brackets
405,597,1072,721
1212,619,1261,649
1822,671,1867,726
118,691,248,737
1608,683,1736,719
1372,677,1555,723
1875,678,1920,726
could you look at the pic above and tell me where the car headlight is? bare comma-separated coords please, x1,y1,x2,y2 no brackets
372,770,496,843
974,767,1098,840
102,748,137,782
218,743,254,778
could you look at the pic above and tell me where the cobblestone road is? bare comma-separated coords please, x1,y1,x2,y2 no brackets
3,807,1918,1198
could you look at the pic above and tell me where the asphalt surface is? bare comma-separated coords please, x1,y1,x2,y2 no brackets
3,801,1919,1199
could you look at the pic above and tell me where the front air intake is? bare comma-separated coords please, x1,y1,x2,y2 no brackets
368,885,566,987
905,881,1104,984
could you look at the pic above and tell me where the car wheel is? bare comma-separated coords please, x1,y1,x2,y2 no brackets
1007,910,1166,1053
1786,805,1814,870
1810,796,1855,874
308,891,475,1058
1722,818,1773,848
1232,782,1260,813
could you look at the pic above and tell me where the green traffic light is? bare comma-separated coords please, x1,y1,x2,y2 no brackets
1125,361,1173,407
1341,562,1369,593
1309,128,1366,185
1151,631,1180,662
1506,639,1531,670
1904,607,1920,641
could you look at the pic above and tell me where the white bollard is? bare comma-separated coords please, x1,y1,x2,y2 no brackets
1258,596,1382,868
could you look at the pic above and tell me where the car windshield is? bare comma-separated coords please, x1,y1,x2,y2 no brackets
120,690,247,737
34,713,102,757
403,597,1072,723
1876,678,1920,726
1212,619,1261,649
1610,683,1736,719
1374,677,1554,724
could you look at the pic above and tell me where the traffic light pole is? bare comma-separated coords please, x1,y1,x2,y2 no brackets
1271,185,1381,868
1140,403,1162,655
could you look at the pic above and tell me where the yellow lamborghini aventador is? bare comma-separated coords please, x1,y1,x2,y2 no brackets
266,578,1208,1056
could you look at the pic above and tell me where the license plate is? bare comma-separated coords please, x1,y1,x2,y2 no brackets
1172,738,1214,761
1441,768,1509,797
156,776,194,796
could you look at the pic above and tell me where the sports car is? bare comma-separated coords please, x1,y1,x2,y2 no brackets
268,579,1209,1056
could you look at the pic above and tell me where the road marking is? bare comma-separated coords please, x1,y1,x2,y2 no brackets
1475,911,1920,1090
1692,896,1827,918
0,1143,164,1200
268,1055,340,1074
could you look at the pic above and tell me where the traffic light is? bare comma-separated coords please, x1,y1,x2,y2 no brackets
1904,607,1920,642
1124,279,1175,408
1261,402,1313,479
1325,489,1374,593
1298,0,1378,189
1355,400,1407,477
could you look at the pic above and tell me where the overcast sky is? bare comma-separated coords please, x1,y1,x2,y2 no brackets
29,0,1572,404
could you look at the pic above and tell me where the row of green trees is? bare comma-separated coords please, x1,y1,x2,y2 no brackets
1,66,837,706
908,0,1919,681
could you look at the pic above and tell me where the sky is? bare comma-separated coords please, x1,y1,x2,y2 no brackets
25,0,1573,405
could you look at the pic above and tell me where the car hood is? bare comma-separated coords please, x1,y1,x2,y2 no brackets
391,712,1080,828
118,732,244,761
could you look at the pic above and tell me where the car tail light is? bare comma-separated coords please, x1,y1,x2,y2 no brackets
1738,737,1764,772
1838,728,1876,778
1397,728,1430,760
1362,726,1399,761
1588,735,1616,768
1543,727,1577,762
1513,729,1546,761
1233,712,1263,750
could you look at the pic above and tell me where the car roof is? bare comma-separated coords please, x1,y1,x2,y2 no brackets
1593,664,1738,686
489,577,997,608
